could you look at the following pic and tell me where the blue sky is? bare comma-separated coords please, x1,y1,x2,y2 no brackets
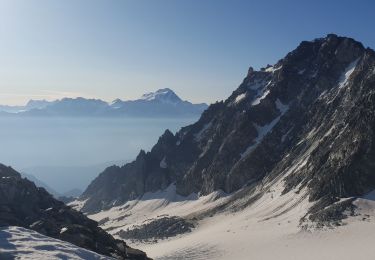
0,0,374,105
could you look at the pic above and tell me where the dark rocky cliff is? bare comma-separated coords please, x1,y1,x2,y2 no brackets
0,164,151,260
80,34,375,223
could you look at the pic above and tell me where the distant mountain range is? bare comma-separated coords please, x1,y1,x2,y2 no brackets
21,172,83,199
0,99,50,113
0,88,207,118
21,172,61,198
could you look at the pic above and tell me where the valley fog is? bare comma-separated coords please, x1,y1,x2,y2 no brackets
0,116,196,193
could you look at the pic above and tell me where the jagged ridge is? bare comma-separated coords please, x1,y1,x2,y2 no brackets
80,34,375,224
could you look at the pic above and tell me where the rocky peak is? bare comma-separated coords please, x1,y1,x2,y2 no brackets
152,130,177,152
247,66,254,76
136,149,147,160
80,35,375,225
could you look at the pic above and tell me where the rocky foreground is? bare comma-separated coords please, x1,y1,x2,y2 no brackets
0,164,151,260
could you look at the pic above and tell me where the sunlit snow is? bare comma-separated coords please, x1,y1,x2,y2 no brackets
234,93,246,104
252,89,270,106
338,58,359,89
0,226,111,260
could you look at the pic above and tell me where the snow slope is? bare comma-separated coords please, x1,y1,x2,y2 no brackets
82,179,375,260
0,226,112,260
87,184,228,235
137,190,375,260
142,209,375,260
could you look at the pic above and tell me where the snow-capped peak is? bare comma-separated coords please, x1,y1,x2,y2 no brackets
110,98,124,108
111,98,123,104
140,88,182,104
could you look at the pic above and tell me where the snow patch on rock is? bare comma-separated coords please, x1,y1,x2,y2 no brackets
234,93,246,104
60,227,68,234
160,156,167,169
275,99,289,114
241,99,289,158
338,58,359,89
265,65,282,73
68,199,89,212
252,89,270,106
241,116,281,158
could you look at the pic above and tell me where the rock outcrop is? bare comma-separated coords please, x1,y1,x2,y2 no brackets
118,216,194,242
0,164,151,260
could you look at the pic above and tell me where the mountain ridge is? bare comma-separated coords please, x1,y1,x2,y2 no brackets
78,34,375,228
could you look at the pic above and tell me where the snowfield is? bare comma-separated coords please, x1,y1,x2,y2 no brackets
87,184,228,235
0,226,112,260
77,180,375,260
140,195,375,260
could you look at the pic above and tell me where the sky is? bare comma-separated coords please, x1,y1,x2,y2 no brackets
0,0,374,106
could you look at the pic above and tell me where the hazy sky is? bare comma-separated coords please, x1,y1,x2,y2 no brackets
0,0,374,105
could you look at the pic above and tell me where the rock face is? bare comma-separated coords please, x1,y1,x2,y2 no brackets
0,164,151,260
118,216,194,242
80,35,375,223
